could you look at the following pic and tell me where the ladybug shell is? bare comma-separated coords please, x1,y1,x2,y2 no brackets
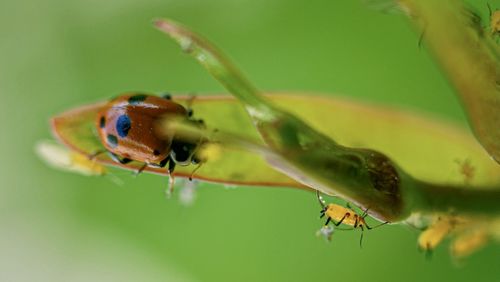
96,94,187,164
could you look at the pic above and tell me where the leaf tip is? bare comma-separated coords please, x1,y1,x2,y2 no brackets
153,18,181,36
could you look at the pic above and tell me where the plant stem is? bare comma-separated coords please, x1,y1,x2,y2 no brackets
155,17,500,222
412,180,500,215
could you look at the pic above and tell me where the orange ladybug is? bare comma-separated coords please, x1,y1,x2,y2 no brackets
95,93,204,188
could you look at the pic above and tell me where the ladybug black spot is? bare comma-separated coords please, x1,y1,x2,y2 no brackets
116,114,131,138
153,149,161,156
107,134,118,148
128,94,147,105
99,116,106,128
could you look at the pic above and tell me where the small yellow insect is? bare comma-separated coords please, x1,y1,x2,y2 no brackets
316,191,388,246
450,229,489,259
418,215,468,255
35,140,123,185
36,140,106,176
488,3,500,37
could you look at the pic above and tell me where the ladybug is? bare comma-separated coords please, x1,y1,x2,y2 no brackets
95,93,204,189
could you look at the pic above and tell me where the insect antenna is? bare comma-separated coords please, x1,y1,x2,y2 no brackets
316,190,326,209
361,207,369,218
360,207,389,230
189,163,203,181
365,220,389,230
316,190,328,218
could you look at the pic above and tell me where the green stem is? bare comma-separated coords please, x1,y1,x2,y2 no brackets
154,19,272,119
155,17,500,222
413,180,500,215
154,19,336,148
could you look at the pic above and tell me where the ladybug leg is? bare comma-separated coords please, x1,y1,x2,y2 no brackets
133,163,148,177
186,94,197,117
168,156,176,174
165,156,176,198
154,157,169,168
161,92,172,100
88,150,106,160
108,152,132,165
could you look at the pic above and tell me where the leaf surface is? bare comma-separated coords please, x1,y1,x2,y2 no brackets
51,93,500,188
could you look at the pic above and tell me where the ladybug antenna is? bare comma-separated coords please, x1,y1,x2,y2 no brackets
189,163,203,181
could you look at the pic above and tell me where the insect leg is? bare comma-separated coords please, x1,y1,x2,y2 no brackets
333,213,349,226
88,150,106,160
158,157,169,168
161,92,172,100
359,225,364,248
320,209,326,219
166,156,176,197
108,152,132,164
186,94,197,117
168,156,176,174
324,217,331,226
361,207,370,218
423,243,434,260
365,221,389,230
133,163,148,177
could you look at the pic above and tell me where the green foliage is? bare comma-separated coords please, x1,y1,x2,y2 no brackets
402,0,500,163
153,18,500,221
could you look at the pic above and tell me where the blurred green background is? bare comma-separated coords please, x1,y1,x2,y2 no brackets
1,0,499,281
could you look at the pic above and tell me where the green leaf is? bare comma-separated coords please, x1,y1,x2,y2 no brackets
50,96,303,189
51,93,500,188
